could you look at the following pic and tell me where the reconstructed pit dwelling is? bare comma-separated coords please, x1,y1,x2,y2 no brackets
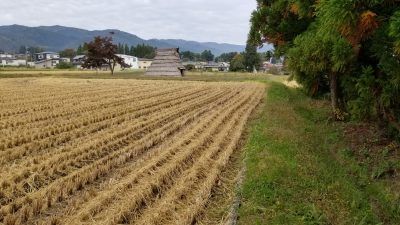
145,48,186,76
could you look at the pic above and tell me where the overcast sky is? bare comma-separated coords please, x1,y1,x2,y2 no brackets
1,0,256,45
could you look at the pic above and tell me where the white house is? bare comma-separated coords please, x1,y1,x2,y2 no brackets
0,59,27,67
35,59,60,69
0,54,13,59
6,59,27,66
34,52,60,69
116,54,139,70
0,54,27,67
34,52,60,61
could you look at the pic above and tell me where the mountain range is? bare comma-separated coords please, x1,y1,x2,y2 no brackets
0,25,272,56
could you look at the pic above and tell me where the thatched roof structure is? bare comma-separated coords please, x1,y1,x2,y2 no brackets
145,48,185,76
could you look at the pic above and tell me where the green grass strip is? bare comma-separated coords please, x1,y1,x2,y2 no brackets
239,82,382,225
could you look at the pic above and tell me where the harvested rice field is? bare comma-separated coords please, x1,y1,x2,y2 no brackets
0,78,264,225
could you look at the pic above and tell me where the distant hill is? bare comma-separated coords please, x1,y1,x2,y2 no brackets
0,25,273,56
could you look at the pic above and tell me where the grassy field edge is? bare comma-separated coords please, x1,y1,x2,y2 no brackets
238,82,399,225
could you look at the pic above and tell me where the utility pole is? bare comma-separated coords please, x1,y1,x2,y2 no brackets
25,46,29,68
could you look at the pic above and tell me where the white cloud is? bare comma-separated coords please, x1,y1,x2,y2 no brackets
0,0,256,45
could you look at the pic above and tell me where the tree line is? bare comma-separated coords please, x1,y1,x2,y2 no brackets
180,50,215,62
181,49,274,72
250,0,400,137
219,51,273,72
78,43,156,59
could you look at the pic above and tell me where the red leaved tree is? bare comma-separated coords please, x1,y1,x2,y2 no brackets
82,36,129,75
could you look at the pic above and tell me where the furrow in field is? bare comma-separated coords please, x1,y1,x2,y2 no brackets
0,84,186,130
0,85,212,170
28,86,242,225
0,85,129,106
0,84,189,143
0,86,234,224
128,100,252,225
133,87,264,225
170,91,262,225
0,79,157,106
0,80,264,225
0,86,209,163
0,86,223,203
0,85,140,118
0,85,111,104
0,81,123,98
0,87,140,123
0,85,183,147
65,88,253,225
0,87,153,129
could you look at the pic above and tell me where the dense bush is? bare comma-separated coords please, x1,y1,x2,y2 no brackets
250,0,400,138
229,54,246,72
56,62,74,69
184,64,195,71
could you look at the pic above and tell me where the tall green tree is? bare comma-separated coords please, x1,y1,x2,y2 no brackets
117,43,124,54
230,53,245,72
130,46,135,56
287,28,354,112
19,46,27,54
316,0,400,124
201,50,214,62
180,51,202,61
77,45,83,55
244,42,262,72
124,44,130,55
131,44,156,59
77,44,89,55
251,0,400,135
250,0,315,55
215,52,238,63
59,48,77,59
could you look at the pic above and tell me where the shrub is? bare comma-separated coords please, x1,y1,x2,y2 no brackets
56,62,74,69
185,64,195,71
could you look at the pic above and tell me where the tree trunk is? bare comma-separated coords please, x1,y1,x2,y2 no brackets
330,72,340,116
109,60,115,75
